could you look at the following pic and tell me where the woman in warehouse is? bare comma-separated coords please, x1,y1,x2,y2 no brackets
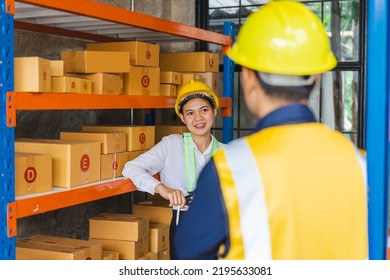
122,79,224,259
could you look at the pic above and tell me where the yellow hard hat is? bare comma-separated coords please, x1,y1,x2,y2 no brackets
227,1,337,75
175,80,219,117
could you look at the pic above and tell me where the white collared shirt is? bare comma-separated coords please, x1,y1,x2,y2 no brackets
122,134,224,195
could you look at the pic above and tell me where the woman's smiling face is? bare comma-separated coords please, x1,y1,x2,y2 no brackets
180,97,217,137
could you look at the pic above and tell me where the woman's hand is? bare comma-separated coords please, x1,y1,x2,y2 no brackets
154,183,186,208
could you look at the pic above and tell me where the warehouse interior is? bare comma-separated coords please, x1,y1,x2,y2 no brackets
1,0,388,260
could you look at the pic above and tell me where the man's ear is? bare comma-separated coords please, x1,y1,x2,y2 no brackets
242,67,259,93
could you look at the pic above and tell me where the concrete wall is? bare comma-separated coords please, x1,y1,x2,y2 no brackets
16,0,195,240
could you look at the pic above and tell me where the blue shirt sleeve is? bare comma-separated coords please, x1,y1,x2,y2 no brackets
174,159,228,260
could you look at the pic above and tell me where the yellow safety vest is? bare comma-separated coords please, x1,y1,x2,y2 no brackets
214,123,368,260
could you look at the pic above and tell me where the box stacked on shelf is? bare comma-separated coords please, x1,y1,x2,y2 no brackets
132,200,172,260
149,223,170,260
15,152,52,196
61,50,129,95
159,71,181,97
89,213,149,260
14,56,52,92
81,125,155,152
15,139,101,188
60,131,127,180
16,234,103,260
50,60,93,94
86,41,160,96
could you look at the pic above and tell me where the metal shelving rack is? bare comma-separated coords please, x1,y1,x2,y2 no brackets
0,0,234,260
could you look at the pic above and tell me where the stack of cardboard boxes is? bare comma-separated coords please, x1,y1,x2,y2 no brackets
159,71,181,97
61,50,129,94
16,212,170,260
89,213,150,260
81,125,154,163
15,138,101,189
86,41,160,96
14,124,155,195
14,40,161,96
59,131,127,180
160,51,221,95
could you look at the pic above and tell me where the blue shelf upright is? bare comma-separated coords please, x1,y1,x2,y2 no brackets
0,0,15,260
222,22,235,144
366,0,390,260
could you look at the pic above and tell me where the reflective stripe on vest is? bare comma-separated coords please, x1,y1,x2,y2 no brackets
214,138,272,260
214,123,368,260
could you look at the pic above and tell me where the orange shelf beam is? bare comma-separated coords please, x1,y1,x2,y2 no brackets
17,0,232,46
6,92,232,126
7,178,136,236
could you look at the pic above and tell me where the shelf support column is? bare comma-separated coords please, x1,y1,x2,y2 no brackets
0,0,15,260
222,22,235,144
366,0,390,259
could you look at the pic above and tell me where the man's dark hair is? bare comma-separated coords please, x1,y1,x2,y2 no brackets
255,70,316,102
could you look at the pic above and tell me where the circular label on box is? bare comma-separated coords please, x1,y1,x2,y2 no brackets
112,161,118,170
71,82,75,88
24,167,37,183
84,83,88,90
209,57,214,67
139,132,146,144
146,50,151,60
80,154,90,173
43,72,46,81
141,75,150,88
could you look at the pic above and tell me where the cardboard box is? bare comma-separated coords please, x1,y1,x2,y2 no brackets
160,52,220,73
87,41,160,67
51,76,82,93
181,72,203,85
137,251,158,260
61,51,129,73
132,200,172,225
90,236,149,260
82,125,155,151
102,250,120,260
100,152,128,180
197,72,220,94
89,213,149,241
16,240,88,260
159,84,176,97
15,152,52,197
149,223,170,252
123,66,160,96
127,150,147,161
14,56,51,92
22,234,102,260
60,131,126,154
75,73,123,95
154,125,189,144
81,79,92,94
158,249,170,260
15,139,100,188
160,71,181,85
49,60,65,76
